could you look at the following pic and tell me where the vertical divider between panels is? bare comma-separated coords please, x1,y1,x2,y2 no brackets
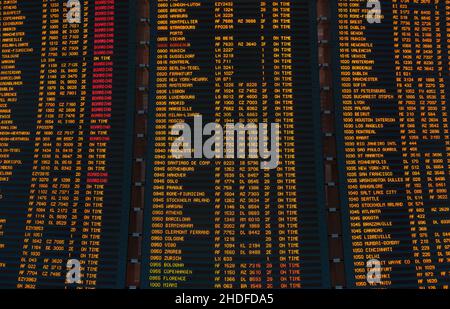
317,0,346,289
126,0,150,289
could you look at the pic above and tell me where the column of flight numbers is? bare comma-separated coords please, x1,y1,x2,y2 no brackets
18,0,59,287
213,0,236,289
240,6,267,290
336,0,450,288
393,0,450,288
442,1,450,285
57,0,88,286
213,1,269,289
214,1,264,289
394,0,432,288
212,0,300,288
17,0,88,288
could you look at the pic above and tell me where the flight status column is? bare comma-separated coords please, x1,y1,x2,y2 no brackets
142,0,328,288
332,0,450,288
0,0,135,288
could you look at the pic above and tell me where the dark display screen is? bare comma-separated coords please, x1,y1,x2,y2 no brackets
140,0,329,289
1,0,450,293
0,0,135,288
332,0,450,288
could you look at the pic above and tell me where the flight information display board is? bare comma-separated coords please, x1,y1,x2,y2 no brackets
141,0,329,288
0,0,135,288
332,0,450,288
